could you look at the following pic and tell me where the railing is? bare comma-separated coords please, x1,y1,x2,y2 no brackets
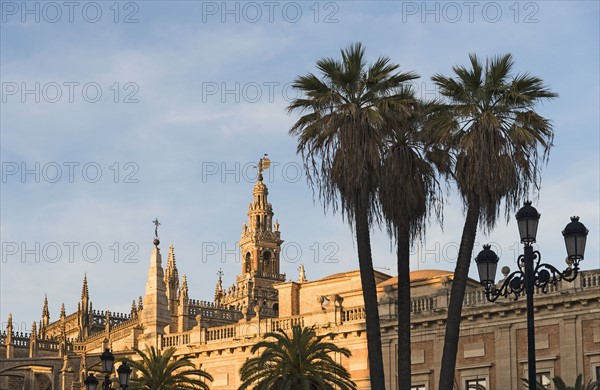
270,316,305,331
93,310,132,327
257,307,278,318
188,305,244,322
580,270,600,288
411,296,436,313
206,324,237,342
162,333,191,348
342,306,365,322
463,290,487,306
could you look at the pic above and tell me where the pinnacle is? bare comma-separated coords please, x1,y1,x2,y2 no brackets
81,274,89,300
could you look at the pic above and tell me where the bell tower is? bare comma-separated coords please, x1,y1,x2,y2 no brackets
239,174,283,277
219,155,285,317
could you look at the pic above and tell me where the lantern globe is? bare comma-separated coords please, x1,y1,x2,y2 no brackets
516,202,540,244
117,362,132,388
475,244,499,286
101,349,115,373
84,373,99,390
562,216,588,260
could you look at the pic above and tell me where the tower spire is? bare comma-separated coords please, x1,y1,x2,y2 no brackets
165,244,180,317
179,274,189,302
81,274,89,301
141,229,170,345
214,269,224,304
42,295,49,319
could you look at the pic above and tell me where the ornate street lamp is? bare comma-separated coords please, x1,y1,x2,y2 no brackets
85,349,131,390
476,203,588,388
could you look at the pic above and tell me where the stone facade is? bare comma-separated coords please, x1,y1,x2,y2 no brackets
1,177,599,390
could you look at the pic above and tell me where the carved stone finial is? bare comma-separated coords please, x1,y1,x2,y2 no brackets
298,264,307,283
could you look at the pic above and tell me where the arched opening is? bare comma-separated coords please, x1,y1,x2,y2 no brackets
245,253,251,273
262,251,271,273
273,303,279,311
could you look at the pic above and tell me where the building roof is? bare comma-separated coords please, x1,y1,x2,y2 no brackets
377,269,453,287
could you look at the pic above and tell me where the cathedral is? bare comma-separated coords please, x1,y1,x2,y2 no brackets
1,162,599,389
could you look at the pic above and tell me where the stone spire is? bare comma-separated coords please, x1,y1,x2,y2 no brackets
141,235,170,344
179,274,189,303
214,269,224,304
29,322,37,357
79,275,90,339
30,322,37,341
40,295,50,340
42,295,50,323
81,274,89,308
298,264,307,283
6,313,14,357
6,313,13,337
177,274,190,333
131,300,137,317
165,244,180,315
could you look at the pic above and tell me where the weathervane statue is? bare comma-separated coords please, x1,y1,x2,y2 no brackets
257,154,270,181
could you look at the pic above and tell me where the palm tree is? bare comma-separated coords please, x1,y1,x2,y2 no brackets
287,42,418,388
552,375,600,390
121,346,213,390
238,325,356,390
378,101,443,390
523,374,599,390
425,53,557,389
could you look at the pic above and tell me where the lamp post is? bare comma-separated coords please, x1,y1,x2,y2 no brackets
475,202,588,388
84,348,132,390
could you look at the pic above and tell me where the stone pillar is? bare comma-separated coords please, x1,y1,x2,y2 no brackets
60,355,74,390
6,313,14,359
495,323,512,389
560,315,579,384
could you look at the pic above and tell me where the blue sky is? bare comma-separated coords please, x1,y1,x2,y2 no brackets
1,1,599,332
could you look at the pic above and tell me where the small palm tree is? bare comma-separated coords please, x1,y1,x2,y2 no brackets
238,325,357,390
122,346,213,390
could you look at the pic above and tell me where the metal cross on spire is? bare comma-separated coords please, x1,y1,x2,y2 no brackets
153,218,161,238
217,268,224,280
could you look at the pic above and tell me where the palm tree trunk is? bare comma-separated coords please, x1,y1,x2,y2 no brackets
397,223,412,390
355,205,385,389
438,203,480,389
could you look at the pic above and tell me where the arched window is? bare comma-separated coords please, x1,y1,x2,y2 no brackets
245,253,251,273
262,251,271,272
